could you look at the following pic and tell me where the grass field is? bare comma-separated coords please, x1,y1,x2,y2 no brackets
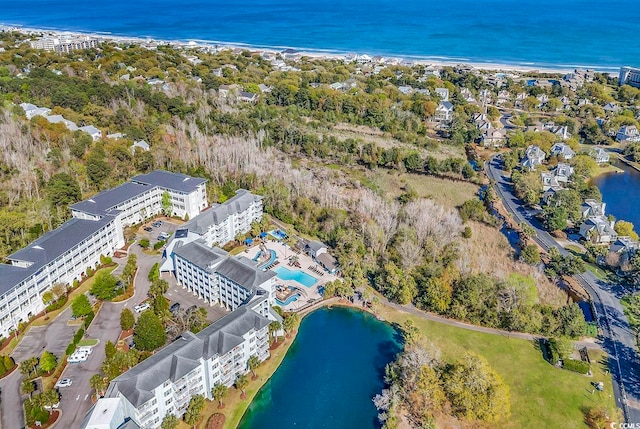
376,304,620,429
371,170,480,208
77,338,99,347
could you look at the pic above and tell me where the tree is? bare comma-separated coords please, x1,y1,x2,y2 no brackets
161,191,172,215
442,352,510,422
90,271,120,300
247,355,261,379
139,238,150,249
615,220,639,241
148,263,160,282
520,244,541,264
235,374,249,397
212,383,228,407
399,319,420,345
183,394,205,428
148,278,169,298
543,206,568,231
120,308,135,331
71,294,93,317
90,374,108,398
21,379,35,398
282,313,299,335
105,340,117,360
19,356,39,378
268,321,282,343
46,172,82,210
161,414,179,429
40,389,60,409
39,351,57,373
133,310,166,351
42,291,55,309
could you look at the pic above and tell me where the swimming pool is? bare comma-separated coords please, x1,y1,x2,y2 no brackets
268,229,288,240
274,267,318,287
276,294,300,306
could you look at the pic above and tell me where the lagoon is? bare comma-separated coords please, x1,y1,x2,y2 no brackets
592,161,640,228
238,307,402,429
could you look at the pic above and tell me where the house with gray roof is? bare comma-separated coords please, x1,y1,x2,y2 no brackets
580,216,617,244
79,125,102,141
131,140,150,152
549,142,575,160
434,101,454,122
521,145,546,170
82,306,272,429
589,147,610,164
45,114,78,131
616,125,640,142
19,102,51,119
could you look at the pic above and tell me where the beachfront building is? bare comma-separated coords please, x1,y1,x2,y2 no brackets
619,66,640,89
172,240,276,311
81,306,272,429
0,170,207,338
30,35,99,53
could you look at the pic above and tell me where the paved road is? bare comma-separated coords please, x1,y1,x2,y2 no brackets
487,156,640,423
56,219,228,428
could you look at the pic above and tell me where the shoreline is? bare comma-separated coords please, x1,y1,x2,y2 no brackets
0,23,621,75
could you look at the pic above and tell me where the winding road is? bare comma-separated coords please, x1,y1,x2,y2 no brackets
486,155,640,423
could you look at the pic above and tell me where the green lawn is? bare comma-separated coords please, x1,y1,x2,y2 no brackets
377,304,620,428
77,338,99,347
585,264,610,282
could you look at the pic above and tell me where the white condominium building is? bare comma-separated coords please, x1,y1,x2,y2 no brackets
182,189,263,247
172,240,276,311
0,216,119,338
0,170,208,338
81,305,272,429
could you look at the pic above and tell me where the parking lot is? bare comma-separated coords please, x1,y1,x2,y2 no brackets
12,307,78,362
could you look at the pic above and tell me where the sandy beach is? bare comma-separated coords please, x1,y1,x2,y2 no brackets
1,24,608,75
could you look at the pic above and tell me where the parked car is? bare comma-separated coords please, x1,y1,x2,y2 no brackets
77,346,93,355
44,402,60,410
68,350,89,363
143,227,153,232
55,378,72,388
169,302,180,313
134,302,150,313
157,232,170,240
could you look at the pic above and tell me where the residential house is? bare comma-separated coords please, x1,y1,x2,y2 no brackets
19,103,51,119
521,145,546,170
45,114,78,131
552,125,571,140
131,140,150,152
549,142,576,160
581,199,606,219
238,91,258,103
607,236,639,268
435,87,450,101
552,163,574,184
603,102,621,114
481,128,506,147
106,132,126,140
580,216,617,244
589,148,610,164
257,84,271,93
79,125,102,141
434,101,454,122
460,88,476,103
302,240,339,274
616,125,640,142
541,172,561,192
497,90,511,105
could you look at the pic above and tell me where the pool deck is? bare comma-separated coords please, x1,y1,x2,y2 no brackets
245,240,339,312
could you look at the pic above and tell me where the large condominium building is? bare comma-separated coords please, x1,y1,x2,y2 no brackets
182,189,263,247
0,170,207,338
82,304,272,429
619,66,640,89
30,36,99,53
172,240,276,311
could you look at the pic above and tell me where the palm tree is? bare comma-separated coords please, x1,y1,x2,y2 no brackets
247,355,261,379
21,379,35,398
282,313,300,336
90,373,108,398
212,383,228,408
235,374,249,398
40,389,60,409
268,321,282,343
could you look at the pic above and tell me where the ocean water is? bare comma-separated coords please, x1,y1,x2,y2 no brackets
2,0,640,70
237,307,402,428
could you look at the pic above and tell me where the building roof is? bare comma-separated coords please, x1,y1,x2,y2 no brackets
70,182,150,216
316,252,338,270
107,307,269,407
79,125,101,135
305,240,327,253
172,240,228,271
215,256,276,289
183,189,261,234
132,170,206,193
2,216,113,296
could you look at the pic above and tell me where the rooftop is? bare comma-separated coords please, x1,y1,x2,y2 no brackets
132,170,206,193
183,189,261,234
70,182,150,216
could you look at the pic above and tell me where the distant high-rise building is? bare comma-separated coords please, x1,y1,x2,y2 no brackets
30,36,99,53
619,66,640,88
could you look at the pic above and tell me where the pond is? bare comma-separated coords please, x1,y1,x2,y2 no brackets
591,161,640,228
238,307,402,429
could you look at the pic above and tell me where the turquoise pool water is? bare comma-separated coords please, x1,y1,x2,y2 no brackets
276,294,300,306
274,267,317,287
238,307,402,429
268,229,287,240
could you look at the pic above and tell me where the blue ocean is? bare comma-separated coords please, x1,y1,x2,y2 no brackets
2,0,639,71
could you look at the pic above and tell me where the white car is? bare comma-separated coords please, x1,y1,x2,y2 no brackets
68,351,89,363
44,402,60,410
55,378,72,388
134,302,150,313
77,346,93,355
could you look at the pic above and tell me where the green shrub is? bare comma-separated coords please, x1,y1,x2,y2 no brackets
139,238,150,249
100,254,113,265
73,327,85,344
84,311,95,328
4,355,14,371
45,295,68,312
0,357,6,375
563,359,590,374
153,240,165,250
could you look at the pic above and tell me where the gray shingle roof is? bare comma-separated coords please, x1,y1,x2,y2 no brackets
107,307,270,407
182,189,261,234
70,182,150,216
215,256,276,289
2,216,113,296
132,170,206,193
172,240,228,271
